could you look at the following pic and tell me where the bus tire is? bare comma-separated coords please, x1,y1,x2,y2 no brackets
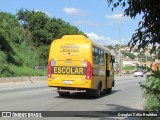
94,83,102,98
107,87,112,93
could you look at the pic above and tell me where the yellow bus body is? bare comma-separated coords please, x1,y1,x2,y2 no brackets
48,35,115,97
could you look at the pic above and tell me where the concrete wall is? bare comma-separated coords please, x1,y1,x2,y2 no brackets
0,76,47,84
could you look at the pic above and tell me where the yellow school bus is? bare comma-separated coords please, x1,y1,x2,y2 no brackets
48,35,115,97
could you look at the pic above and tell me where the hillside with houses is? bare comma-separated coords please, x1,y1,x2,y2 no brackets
107,45,160,74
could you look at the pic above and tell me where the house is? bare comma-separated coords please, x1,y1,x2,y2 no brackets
123,58,140,67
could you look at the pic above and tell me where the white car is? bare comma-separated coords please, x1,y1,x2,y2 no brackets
134,70,144,77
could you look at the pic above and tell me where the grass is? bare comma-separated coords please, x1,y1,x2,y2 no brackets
0,65,47,77
123,66,135,71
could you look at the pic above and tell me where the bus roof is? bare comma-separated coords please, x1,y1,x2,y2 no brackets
62,35,86,39
92,41,111,55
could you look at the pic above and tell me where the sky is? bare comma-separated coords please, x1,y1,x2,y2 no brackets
0,0,142,46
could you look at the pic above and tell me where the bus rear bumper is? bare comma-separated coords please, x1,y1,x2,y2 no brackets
48,78,92,89
52,88,86,93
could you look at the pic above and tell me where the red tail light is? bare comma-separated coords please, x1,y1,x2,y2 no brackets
86,61,92,79
48,60,51,78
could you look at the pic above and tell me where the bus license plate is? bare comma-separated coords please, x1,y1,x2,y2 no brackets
63,80,72,84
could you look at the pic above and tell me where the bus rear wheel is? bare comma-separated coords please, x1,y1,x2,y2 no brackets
107,87,112,94
87,84,102,98
94,83,102,98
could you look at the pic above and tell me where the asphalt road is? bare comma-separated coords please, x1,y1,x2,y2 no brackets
0,76,147,120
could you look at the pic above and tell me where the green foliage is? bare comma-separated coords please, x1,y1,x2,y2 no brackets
0,65,45,77
16,9,85,47
122,51,136,59
0,10,85,77
36,45,50,65
14,43,39,66
123,66,135,71
16,9,85,66
0,12,23,76
144,95,160,111
140,71,160,110
10,65,46,77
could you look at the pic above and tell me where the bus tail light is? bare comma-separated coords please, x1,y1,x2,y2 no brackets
48,60,51,78
86,61,92,80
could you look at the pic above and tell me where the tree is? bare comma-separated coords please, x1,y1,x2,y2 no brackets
1,12,41,66
0,10,86,76
0,12,22,65
16,9,52,46
107,0,160,58
16,9,85,47
16,9,85,65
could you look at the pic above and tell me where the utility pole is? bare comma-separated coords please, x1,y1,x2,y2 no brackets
118,20,122,77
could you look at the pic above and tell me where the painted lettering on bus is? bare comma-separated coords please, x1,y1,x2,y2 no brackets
60,45,80,52
60,49,79,52
52,66,86,75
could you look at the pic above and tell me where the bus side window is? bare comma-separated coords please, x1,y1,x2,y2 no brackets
93,47,99,65
99,50,104,66
95,48,99,64
93,47,96,64
93,47,96,61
